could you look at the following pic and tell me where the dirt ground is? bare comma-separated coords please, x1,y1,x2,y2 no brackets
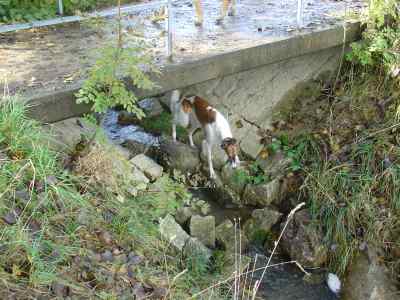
0,0,364,96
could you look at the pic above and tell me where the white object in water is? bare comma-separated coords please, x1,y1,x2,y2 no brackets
327,273,341,295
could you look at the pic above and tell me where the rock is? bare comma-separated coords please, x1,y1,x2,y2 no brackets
243,208,282,241
221,163,248,197
257,150,292,178
130,154,163,181
213,173,242,205
175,206,194,225
183,237,212,261
128,253,143,265
2,208,21,225
281,210,327,268
150,287,168,299
132,167,150,184
43,118,95,154
160,215,211,260
52,282,70,298
342,249,398,300
220,252,252,278
190,215,216,248
242,178,281,207
159,138,200,173
122,139,147,157
215,220,249,253
97,230,113,245
139,98,164,118
15,190,30,204
45,175,58,186
118,111,139,125
160,214,191,251
101,250,114,262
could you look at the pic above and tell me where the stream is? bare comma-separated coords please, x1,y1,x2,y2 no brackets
102,100,337,300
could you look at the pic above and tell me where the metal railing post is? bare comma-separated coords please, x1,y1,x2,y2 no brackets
57,0,64,16
296,0,304,29
166,0,173,60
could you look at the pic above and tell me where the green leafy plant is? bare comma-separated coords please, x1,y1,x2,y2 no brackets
346,0,399,75
76,2,157,118
233,161,267,186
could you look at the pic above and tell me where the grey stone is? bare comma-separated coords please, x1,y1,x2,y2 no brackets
342,248,398,300
2,210,20,225
175,206,194,225
281,210,328,268
15,190,30,204
215,219,248,253
43,117,95,153
101,250,114,262
122,140,147,157
52,282,70,298
190,215,216,248
221,163,248,197
243,208,282,240
183,237,212,261
160,214,191,251
160,215,211,260
130,154,163,181
242,178,281,207
159,138,200,173
139,98,164,118
257,150,292,178
220,252,252,278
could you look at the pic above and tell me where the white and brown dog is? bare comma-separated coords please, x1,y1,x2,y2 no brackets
170,90,240,178
193,0,236,26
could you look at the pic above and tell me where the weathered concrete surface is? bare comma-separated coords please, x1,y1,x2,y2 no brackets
25,22,360,127
181,44,346,157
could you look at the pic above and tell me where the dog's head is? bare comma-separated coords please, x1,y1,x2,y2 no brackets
181,95,196,114
221,137,239,168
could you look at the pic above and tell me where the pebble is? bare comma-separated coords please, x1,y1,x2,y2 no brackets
101,250,114,262
15,190,30,203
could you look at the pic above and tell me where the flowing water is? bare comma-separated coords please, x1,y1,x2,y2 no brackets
102,105,337,300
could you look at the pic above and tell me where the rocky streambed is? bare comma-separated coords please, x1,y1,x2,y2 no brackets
98,96,339,299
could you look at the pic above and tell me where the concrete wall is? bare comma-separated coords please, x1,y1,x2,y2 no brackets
180,45,344,157
26,22,361,158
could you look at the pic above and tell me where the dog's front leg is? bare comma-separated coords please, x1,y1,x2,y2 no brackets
193,0,203,26
172,123,177,143
228,0,236,16
205,140,216,179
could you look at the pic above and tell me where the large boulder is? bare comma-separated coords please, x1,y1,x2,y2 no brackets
242,178,282,207
43,117,95,154
130,154,163,181
243,208,282,241
216,219,249,253
159,138,200,173
159,215,211,260
342,249,398,300
281,210,328,268
175,198,211,225
190,215,216,248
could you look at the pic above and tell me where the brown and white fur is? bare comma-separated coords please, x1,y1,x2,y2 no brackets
193,0,236,26
171,90,240,178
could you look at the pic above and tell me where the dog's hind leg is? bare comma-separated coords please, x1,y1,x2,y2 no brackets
172,123,177,142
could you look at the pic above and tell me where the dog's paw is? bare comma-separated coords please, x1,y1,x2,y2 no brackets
228,10,235,16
